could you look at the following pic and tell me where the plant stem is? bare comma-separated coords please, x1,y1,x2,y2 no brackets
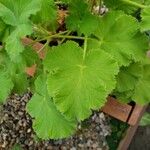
56,35,86,40
35,34,87,42
60,31,72,44
90,0,96,12
121,0,147,8
33,31,69,43
83,36,88,60
98,0,102,14
37,39,49,54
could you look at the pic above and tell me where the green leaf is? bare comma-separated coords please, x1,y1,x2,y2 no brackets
0,2,17,26
0,19,7,41
140,112,150,126
22,46,40,67
141,6,150,31
0,71,13,103
12,144,22,150
94,11,148,66
66,0,99,35
104,0,145,14
0,0,42,61
113,90,133,103
44,41,119,120
0,0,42,25
132,64,150,104
116,63,142,92
12,73,28,94
5,24,32,61
27,75,76,139
0,53,29,95
32,0,57,29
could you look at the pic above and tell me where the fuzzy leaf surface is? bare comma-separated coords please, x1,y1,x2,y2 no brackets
27,75,76,139
44,41,119,121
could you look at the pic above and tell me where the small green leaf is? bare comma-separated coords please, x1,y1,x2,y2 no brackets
140,112,150,126
0,71,13,103
32,0,57,29
12,144,22,150
27,75,76,139
0,0,42,25
113,90,134,103
66,0,99,35
22,46,40,67
12,73,28,94
5,24,32,61
44,41,119,120
0,2,17,26
116,63,142,92
0,0,42,61
0,53,28,95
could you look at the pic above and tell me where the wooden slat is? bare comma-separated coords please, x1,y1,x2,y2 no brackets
117,105,147,150
102,97,132,123
128,104,147,126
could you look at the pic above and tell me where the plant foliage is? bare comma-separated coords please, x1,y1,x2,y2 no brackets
0,0,150,139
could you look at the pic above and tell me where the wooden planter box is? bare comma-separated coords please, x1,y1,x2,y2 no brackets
102,97,147,150
22,38,147,150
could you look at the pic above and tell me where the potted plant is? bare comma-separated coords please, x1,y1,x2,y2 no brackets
0,0,150,149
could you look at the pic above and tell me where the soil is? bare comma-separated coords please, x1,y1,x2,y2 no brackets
0,93,111,150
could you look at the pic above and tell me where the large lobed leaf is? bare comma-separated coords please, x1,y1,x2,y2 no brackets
93,11,148,66
27,75,76,139
44,41,119,121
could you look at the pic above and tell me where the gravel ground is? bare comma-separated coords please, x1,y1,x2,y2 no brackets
0,93,111,150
